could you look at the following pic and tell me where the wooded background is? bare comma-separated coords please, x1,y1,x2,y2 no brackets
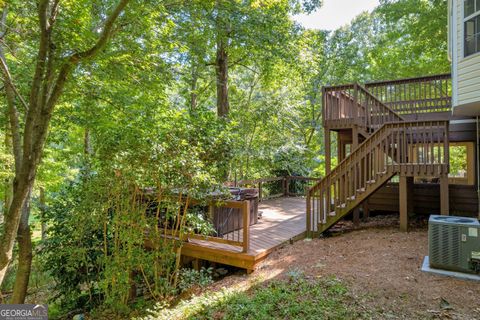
0,0,450,317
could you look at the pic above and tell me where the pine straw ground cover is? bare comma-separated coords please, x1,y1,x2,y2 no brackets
139,215,480,320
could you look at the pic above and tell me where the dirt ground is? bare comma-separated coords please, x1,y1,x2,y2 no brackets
210,215,480,320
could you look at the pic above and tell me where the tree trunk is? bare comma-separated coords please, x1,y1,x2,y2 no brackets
0,0,131,288
216,38,229,118
0,165,34,286
11,191,32,304
2,120,13,224
0,10,9,224
0,48,29,288
40,187,46,241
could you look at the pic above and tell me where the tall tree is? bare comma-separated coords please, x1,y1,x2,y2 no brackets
0,0,131,294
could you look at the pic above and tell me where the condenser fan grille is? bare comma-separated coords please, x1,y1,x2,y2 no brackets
430,223,460,266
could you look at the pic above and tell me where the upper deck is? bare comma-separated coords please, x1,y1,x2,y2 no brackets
323,74,456,130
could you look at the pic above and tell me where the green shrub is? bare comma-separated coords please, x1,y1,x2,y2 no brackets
40,110,230,316
143,276,368,320
178,267,213,292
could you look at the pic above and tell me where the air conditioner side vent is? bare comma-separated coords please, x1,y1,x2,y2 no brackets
429,223,460,266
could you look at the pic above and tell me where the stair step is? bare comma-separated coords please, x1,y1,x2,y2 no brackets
347,196,356,201
356,188,365,193
329,211,336,217
377,171,387,176
336,203,346,209
366,180,376,185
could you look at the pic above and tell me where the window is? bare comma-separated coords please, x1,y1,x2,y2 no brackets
464,0,480,57
448,142,475,185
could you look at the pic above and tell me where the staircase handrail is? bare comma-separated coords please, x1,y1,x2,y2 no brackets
309,120,449,196
356,83,405,123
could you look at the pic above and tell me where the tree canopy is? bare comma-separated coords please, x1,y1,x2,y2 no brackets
0,0,450,317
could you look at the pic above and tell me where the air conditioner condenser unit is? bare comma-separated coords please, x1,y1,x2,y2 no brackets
428,215,480,274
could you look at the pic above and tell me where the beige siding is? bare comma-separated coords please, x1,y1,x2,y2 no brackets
455,0,480,106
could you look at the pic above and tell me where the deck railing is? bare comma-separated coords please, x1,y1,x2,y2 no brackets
188,200,251,253
364,74,452,114
307,120,449,235
323,83,404,130
323,74,452,130
235,176,321,201
158,200,252,253
179,176,320,254
322,84,358,127
356,84,404,131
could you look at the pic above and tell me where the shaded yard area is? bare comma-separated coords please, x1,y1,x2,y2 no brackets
148,216,480,320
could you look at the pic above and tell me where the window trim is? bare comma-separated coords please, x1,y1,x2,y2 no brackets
463,0,480,58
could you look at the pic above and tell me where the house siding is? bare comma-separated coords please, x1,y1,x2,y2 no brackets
454,0,480,109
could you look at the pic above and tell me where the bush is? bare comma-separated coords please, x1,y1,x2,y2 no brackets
178,267,213,292
40,110,230,316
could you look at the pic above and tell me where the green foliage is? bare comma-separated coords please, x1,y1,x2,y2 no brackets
186,209,216,236
40,104,228,315
0,131,13,211
0,147,13,185
178,267,214,293
142,276,367,320
317,0,449,85
41,182,108,311
1,0,454,316
449,145,468,177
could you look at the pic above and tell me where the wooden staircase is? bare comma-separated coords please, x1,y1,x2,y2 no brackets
307,82,450,235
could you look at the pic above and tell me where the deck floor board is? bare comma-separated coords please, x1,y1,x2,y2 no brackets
185,197,306,269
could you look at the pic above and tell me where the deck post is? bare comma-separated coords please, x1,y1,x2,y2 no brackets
362,201,369,221
285,176,290,197
192,258,200,271
399,175,408,232
242,200,250,253
440,175,449,215
407,177,414,216
352,125,360,226
258,181,263,202
352,126,359,150
325,127,331,174
306,193,312,238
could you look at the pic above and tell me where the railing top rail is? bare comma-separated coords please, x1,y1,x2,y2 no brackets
236,177,284,185
364,73,451,87
323,73,451,91
235,176,321,185
323,83,356,91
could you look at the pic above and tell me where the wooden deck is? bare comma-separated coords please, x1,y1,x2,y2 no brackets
181,197,307,272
